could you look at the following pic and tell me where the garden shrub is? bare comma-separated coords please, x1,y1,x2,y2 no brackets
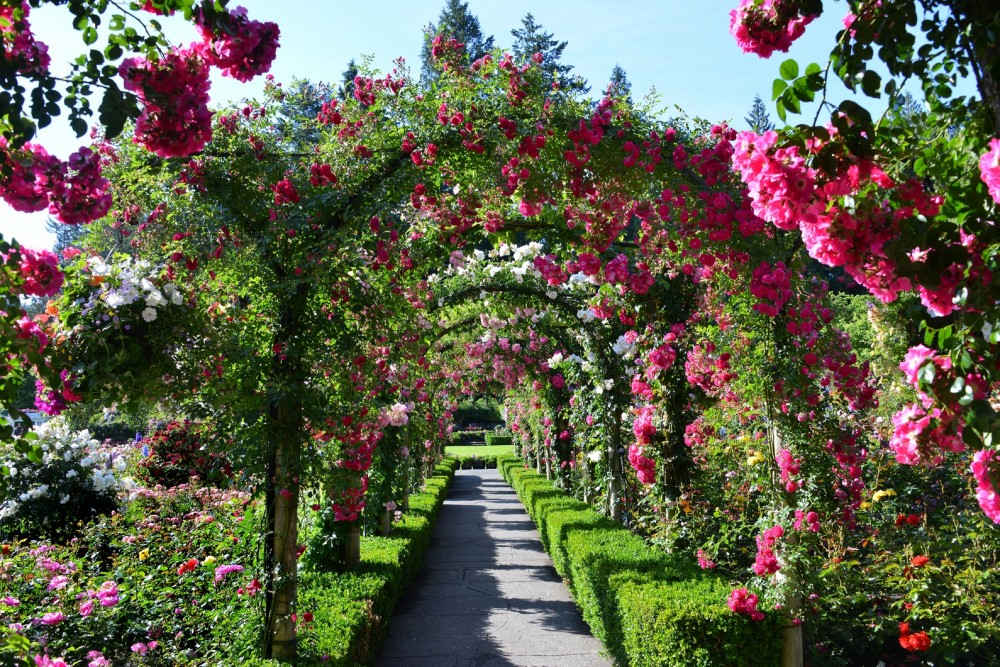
617,577,783,667
0,417,123,542
293,457,457,666
136,420,233,488
497,454,781,667
484,433,513,447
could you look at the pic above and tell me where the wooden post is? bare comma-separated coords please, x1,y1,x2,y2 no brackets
343,525,361,566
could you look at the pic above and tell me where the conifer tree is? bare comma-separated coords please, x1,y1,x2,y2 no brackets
744,94,775,133
607,64,633,105
511,13,587,94
420,0,495,84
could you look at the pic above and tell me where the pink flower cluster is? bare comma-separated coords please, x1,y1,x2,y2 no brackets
727,587,765,621
34,369,80,416
889,345,966,465
16,247,63,297
729,0,818,58
970,450,1000,523
793,509,820,532
752,524,784,576
732,130,940,305
46,147,112,224
214,563,244,584
1,3,50,75
750,261,792,317
120,48,213,158
194,6,280,83
629,405,657,484
696,549,717,569
775,448,802,493
979,138,1000,205
0,142,111,224
332,475,368,522
684,343,735,395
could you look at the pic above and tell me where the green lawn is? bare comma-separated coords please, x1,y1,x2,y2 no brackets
445,444,514,458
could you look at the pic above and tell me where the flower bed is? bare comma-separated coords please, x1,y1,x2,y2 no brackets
498,455,782,667
0,458,459,666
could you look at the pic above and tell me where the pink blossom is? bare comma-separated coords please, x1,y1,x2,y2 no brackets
120,47,213,158
214,563,245,584
971,449,1000,523
79,600,94,617
86,651,111,667
727,587,765,621
518,199,543,217
195,6,280,82
39,611,65,625
979,138,1000,205
46,147,112,225
18,247,63,297
697,549,717,569
0,140,60,212
730,0,818,58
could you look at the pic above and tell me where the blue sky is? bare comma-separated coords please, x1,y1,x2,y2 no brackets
1,0,853,250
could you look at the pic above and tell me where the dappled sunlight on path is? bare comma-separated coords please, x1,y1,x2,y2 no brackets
377,469,611,667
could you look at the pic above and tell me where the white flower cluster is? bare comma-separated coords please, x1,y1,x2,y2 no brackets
612,334,637,358
85,256,184,323
0,417,126,520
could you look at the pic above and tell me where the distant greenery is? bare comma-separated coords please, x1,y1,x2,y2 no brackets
453,396,503,425
445,444,514,458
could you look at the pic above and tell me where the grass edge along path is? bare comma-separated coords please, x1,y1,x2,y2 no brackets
497,454,783,667
245,457,460,667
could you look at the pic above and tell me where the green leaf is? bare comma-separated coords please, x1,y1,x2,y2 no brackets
861,70,881,97
780,59,800,80
772,78,788,101
83,26,98,45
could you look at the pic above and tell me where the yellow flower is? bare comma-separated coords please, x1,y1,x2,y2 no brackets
859,501,872,510
871,489,896,502
138,548,150,561
203,556,217,566
746,451,765,466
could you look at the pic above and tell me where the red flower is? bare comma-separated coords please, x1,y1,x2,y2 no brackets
899,623,931,652
911,555,930,567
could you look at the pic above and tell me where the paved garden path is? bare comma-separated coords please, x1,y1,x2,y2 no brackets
377,468,612,667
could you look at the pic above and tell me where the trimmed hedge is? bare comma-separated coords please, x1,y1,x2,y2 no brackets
497,455,782,667
249,458,459,666
484,433,513,447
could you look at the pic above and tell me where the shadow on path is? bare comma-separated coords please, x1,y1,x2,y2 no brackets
376,468,611,667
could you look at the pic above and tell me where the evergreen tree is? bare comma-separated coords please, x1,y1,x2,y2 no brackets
339,58,359,102
45,217,85,253
511,13,587,94
744,94,775,133
420,0,495,84
607,64,632,105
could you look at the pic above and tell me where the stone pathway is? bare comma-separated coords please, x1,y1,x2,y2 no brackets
377,468,612,667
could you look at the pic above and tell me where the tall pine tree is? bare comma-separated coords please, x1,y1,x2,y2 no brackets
420,0,495,85
511,13,587,94
744,94,775,133
339,58,359,101
607,64,633,105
